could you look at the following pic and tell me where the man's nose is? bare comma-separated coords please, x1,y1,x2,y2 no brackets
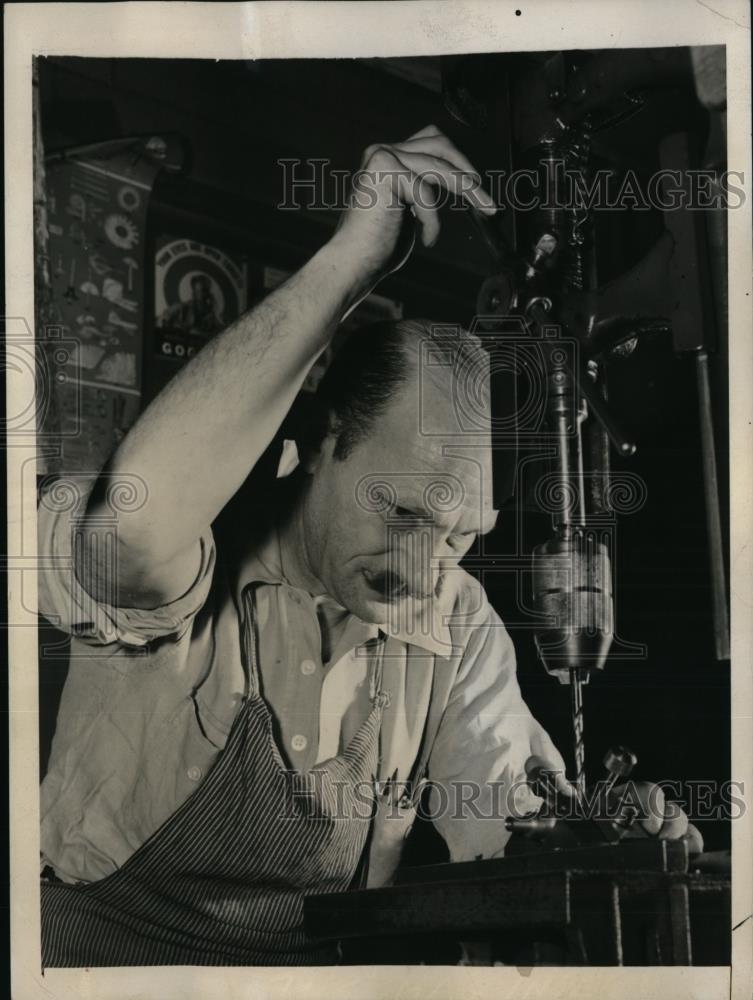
390,537,443,599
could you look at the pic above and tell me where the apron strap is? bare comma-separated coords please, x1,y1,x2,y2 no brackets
404,650,460,806
242,587,261,699
367,633,388,707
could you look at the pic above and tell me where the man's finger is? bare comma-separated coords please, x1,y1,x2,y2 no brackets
390,147,496,214
360,135,495,217
405,123,443,141
528,731,571,787
524,753,577,801
612,780,664,835
684,822,704,854
395,169,441,247
399,130,479,175
396,132,495,206
352,147,439,246
658,799,689,840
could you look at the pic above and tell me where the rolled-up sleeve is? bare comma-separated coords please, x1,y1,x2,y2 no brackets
37,483,216,648
427,595,566,862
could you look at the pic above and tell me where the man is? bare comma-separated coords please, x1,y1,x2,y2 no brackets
38,127,697,967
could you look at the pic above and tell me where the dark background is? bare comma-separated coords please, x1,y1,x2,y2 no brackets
36,54,731,855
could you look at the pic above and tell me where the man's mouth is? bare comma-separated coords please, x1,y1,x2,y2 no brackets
362,568,435,602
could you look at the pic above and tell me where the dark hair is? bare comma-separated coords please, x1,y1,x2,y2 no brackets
298,318,488,462
299,319,416,461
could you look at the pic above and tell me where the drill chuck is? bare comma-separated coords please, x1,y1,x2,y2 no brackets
532,534,614,683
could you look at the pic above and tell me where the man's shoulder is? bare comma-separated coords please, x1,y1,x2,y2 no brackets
444,570,515,670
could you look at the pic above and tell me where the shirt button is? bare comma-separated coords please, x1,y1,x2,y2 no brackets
187,766,203,781
291,734,308,752
300,659,316,676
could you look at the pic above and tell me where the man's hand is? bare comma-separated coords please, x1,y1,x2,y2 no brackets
525,753,704,852
79,127,495,610
83,132,503,607
328,124,497,295
607,779,704,851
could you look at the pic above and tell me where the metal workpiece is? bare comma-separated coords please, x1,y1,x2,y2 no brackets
512,743,642,848
602,745,638,797
505,815,559,838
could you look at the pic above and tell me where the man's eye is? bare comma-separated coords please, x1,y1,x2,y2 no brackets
394,506,416,518
391,505,429,520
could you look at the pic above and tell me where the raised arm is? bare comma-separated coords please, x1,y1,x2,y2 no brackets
76,126,496,609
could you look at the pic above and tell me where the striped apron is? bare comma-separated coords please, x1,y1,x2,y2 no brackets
40,596,388,967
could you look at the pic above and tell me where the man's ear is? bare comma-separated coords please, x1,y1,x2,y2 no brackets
301,411,339,474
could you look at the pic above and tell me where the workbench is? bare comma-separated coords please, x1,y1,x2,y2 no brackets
304,840,730,965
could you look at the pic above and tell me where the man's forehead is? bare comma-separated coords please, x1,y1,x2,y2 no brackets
362,391,494,493
373,379,493,456
349,354,497,516
394,459,492,501
391,352,493,437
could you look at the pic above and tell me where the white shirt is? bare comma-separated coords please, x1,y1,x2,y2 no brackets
38,477,561,887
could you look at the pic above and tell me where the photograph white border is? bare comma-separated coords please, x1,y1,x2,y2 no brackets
6,2,752,998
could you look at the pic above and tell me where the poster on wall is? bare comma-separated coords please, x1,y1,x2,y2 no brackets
43,151,161,473
154,236,248,363
46,159,152,390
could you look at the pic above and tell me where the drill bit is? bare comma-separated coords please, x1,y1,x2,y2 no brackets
570,667,586,803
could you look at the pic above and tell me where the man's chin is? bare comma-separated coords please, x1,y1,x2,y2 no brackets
350,595,391,626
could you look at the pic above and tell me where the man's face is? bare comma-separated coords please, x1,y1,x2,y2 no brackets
303,369,498,625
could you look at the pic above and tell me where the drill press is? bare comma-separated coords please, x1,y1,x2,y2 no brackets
472,119,642,805
530,343,616,802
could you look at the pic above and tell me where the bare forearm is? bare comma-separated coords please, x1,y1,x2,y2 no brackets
77,126,493,606
86,238,369,585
